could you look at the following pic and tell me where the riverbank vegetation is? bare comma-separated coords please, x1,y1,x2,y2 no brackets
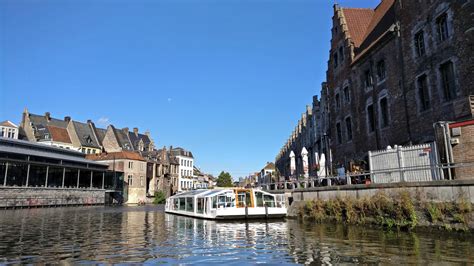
298,191,473,232
153,191,166,204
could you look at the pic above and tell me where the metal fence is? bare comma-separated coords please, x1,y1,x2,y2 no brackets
368,143,442,183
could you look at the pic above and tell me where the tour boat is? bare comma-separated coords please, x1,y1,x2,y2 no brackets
165,188,287,220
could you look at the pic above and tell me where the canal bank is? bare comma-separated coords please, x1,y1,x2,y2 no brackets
288,180,474,231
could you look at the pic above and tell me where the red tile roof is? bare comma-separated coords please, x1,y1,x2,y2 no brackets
342,0,396,61
47,125,72,144
342,8,374,48
358,0,396,51
86,151,146,162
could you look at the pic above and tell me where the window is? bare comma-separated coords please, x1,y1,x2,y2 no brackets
140,176,144,187
82,148,86,153
128,175,133,186
367,104,375,133
128,162,133,169
440,61,456,101
345,117,352,141
334,52,338,68
335,93,341,110
414,30,425,57
364,70,373,88
377,60,386,81
336,122,342,144
436,13,449,42
380,97,390,128
339,46,344,62
417,74,430,111
343,86,350,103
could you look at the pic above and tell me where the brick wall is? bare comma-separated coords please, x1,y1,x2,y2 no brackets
452,122,474,180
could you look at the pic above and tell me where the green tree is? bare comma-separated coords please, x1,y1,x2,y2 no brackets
216,171,233,187
153,190,166,204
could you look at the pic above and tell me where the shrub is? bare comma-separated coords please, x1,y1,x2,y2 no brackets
153,190,166,204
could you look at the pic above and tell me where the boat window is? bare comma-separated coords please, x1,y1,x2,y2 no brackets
186,197,194,212
225,194,235,207
179,198,186,211
218,195,226,208
197,198,204,214
173,198,179,210
263,194,275,207
237,192,246,207
212,196,217,209
255,192,264,207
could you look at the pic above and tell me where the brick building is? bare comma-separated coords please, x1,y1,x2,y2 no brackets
276,0,473,178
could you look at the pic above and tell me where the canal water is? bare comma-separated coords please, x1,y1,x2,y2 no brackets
0,205,473,264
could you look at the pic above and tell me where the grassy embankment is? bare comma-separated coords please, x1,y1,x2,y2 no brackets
298,191,473,232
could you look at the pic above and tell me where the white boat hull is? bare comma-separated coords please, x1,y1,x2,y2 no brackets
165,188,287,220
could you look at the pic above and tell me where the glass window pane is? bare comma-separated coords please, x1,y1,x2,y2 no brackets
47,167,63,188
64,168,78,188
28,164,47,187
79,170,92,188
92,171,103,189
6,162,28,187
0,162,7,186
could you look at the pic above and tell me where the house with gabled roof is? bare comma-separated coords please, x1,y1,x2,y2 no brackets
128,127,154,152
20,109,76,150
101,125,134,153
67,120,102,154
0,120,19,139
87,151,147,204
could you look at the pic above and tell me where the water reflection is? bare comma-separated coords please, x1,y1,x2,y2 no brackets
0,206,472,264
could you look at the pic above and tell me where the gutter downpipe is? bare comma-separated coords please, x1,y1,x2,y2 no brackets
394,1,413,143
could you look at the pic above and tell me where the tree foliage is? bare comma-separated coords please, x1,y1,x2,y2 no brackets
216,171,233,187
153,190,166,204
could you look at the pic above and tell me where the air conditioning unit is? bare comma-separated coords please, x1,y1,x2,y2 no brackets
450,138,460,145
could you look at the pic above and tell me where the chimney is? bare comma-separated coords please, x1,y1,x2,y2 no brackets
145,130,150,137
133,127,139,136
45,112,51,121
87,119,92,124
122,127,129,133
169,145,173,151
64,116,71,122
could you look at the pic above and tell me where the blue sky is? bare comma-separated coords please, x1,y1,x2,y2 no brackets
0,0,379,178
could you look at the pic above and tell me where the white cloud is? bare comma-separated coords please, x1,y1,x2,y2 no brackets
97,117,110,127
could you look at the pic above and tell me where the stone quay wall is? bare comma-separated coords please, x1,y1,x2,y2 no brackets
288,180,474,217
0,187,106,208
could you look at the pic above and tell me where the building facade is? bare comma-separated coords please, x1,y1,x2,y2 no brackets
0,121,19,139
171,147,195,191
276,0,474,178
87,151,147,204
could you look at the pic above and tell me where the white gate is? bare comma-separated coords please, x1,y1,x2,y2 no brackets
368,143,442,183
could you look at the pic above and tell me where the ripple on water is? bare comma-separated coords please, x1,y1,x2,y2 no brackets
0,206,473,264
